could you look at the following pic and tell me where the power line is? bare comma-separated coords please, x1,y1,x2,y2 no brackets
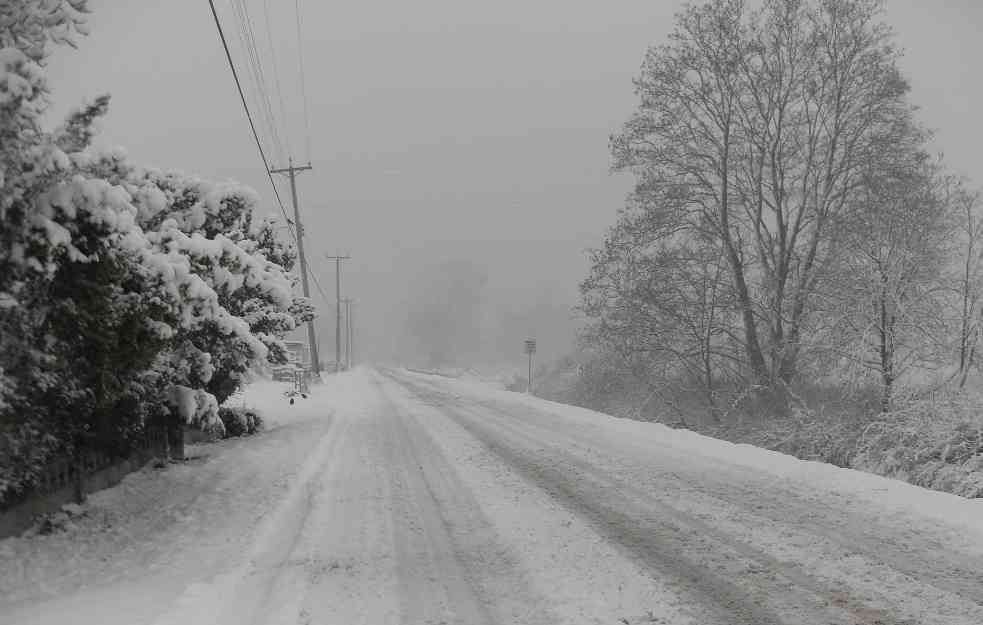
211,0,324,372
307,263,329,302
207,0,295,243
262,0,293,160
294,0,313,162
212,0,322,328
228,0,278,162
231,0,287,164
238,0,281,158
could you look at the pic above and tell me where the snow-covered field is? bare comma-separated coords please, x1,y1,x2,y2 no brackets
3,367,983,624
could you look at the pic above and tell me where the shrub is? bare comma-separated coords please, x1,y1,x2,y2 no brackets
216,407,263,438
852,395,983,497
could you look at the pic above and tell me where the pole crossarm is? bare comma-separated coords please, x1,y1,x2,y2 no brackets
269,163,312,175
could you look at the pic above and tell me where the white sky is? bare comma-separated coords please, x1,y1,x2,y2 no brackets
44,0,983,365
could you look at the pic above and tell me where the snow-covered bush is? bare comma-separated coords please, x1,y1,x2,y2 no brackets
76,155,314,405
0,2,311,500
217,406,263,438
853,395,983,497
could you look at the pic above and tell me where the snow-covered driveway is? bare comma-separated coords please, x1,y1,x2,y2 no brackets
3,367,983,624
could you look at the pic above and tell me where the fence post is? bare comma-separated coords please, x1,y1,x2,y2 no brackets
169,422,185,461
73,451,84,504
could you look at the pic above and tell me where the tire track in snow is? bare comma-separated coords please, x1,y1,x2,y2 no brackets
409,389,791,625
150,409,342,625
377,370,706,625
372,373,559,625
427,377,983,618
393,371,916,625
279,392,404,625
475,385,983,608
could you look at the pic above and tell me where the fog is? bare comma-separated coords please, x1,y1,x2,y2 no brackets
44,0,983,369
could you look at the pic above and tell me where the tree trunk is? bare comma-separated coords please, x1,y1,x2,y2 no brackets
881,371,893,413
959,338,976,390
720,123,768,385
724,241,768,383
879,291,894,413
703,352,719,423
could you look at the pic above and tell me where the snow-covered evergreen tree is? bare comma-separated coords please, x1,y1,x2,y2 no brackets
79,155,315,405
1,0,97,496
0,1,313,498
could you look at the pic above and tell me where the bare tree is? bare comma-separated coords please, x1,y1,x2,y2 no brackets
953,187,983,387
831,153,956,409
581,198,736,422
611,0,756,380
611,0,921,389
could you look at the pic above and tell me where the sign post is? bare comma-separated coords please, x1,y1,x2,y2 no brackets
524,339,537,394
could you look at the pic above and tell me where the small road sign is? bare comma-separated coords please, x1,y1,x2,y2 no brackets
524,339,537,394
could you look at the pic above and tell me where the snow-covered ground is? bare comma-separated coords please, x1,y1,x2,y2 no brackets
0,372,362,625
3,367,982,624
401,363,518,390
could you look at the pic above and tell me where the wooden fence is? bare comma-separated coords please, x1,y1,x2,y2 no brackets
0,425,176,538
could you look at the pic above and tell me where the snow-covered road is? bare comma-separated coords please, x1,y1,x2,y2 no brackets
3,367,983,624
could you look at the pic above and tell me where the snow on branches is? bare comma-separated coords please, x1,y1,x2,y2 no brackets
0,1,311,499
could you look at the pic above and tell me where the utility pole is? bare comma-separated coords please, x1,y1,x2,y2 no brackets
342,297,353,369
325,253,350,373
349,300,355,367
271,159,320,376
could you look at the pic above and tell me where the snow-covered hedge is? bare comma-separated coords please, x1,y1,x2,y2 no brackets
217,407,263,438
0,3,312,501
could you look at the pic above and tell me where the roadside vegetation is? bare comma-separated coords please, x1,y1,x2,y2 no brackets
0,2,311,504
545,0,983,498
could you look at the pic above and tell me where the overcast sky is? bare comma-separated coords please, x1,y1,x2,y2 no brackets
45,0,983,367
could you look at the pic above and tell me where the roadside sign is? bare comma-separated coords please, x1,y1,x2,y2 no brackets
524,339,536,394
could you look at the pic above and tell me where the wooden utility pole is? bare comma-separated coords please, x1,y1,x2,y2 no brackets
271,159,319,376
325,254,350,373
342,297,353,369
349,300,355,367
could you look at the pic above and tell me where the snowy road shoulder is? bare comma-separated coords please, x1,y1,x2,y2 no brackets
401,368,983,546
393,368,983,624
0,373,360,625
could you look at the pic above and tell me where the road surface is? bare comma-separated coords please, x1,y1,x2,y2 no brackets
2,367,983,624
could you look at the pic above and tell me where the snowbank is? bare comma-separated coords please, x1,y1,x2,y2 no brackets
402,364,518,390
405,369,983,544
0,371,368,624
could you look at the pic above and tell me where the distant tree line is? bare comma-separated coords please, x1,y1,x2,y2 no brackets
580,0,982,419
0,2,312,500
